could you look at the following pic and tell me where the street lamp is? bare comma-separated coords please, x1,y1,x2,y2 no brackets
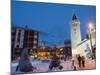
88,23,94,59
88,23,94,31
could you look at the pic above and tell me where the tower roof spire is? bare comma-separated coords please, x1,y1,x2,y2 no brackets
72,12,78,20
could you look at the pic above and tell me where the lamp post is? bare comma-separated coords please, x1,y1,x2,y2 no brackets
88,23,94,59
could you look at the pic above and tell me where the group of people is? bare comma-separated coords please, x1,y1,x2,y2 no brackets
77,55,85,68
72,54,85,70
49,54,63,70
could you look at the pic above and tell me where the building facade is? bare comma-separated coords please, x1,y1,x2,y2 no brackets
11,26,39,60
56,40,72,59
77,29,96,59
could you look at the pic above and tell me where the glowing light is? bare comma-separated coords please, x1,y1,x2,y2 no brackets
88,23,94,30
72,48,80,55
60,48,63,51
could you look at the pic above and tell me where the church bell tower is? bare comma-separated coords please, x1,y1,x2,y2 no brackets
71,13,82,55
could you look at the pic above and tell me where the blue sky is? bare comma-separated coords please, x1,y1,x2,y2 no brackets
11,1,96,46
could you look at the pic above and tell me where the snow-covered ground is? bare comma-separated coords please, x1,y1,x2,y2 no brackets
11,58,74,74
11,57,96,75
73,58,96,70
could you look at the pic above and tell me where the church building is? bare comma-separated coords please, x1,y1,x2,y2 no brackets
70,13,96,59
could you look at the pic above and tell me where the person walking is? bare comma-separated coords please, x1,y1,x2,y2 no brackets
72,60,77,70
82,56,85,68
77,55,82,68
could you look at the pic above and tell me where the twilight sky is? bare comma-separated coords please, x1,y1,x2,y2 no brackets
11,1,96,46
